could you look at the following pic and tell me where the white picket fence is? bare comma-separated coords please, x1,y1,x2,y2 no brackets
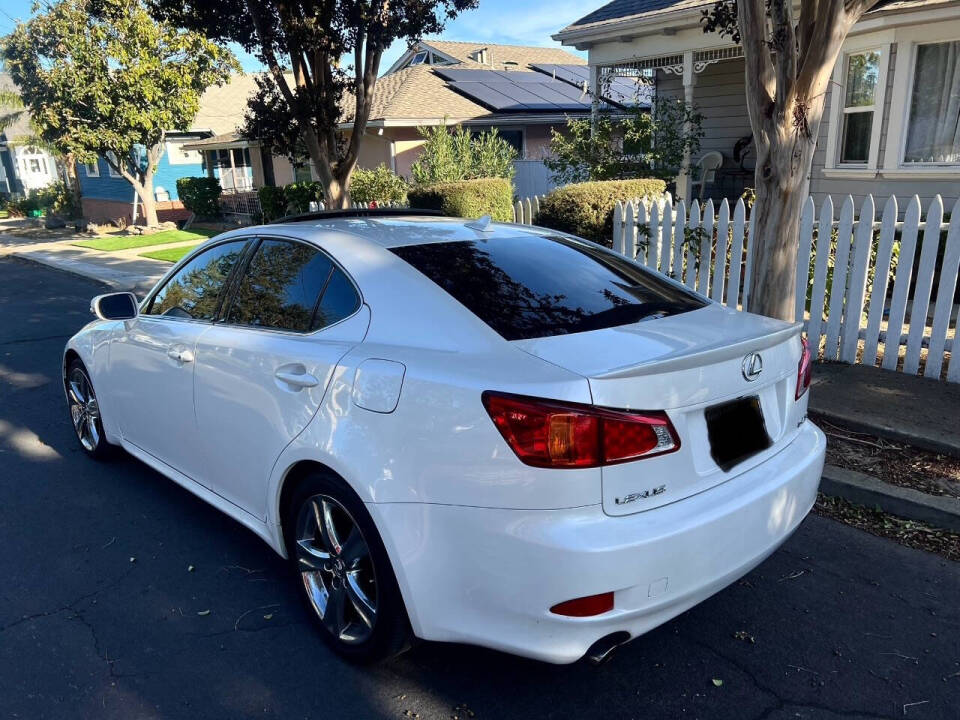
604,193,959,382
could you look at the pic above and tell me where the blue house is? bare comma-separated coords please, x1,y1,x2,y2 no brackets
78,75,258,224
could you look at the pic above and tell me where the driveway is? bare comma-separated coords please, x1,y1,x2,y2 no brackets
1,256,958,720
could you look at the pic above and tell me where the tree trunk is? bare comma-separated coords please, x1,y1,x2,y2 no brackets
747,136,816,321
136,173,159,227
64,153,82,216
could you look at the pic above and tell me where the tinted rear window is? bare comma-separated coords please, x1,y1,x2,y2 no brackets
391,235,706,340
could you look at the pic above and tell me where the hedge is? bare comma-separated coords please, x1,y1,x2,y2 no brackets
258,185,287,222
350,164,408,205
176,177,222,218
408,177,513,222
284,181,324,214
535,178,666,246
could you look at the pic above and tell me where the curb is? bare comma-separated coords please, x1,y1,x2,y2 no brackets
9,251,119,290
810,407,960,459
820,464,960,532
8,250,163,296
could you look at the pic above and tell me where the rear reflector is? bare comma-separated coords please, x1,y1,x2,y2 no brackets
550,592,615,617
481,391,678,468
796,336,812,400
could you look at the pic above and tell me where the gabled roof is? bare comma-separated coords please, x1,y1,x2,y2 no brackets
421,40,585,68
558,0,955,37
560,0,710,35
192,74,264,135
0,73,34,143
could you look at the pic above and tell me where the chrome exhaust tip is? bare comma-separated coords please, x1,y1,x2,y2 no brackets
585,631,631,666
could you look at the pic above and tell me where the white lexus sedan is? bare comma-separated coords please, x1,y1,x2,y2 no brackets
64,209,825,664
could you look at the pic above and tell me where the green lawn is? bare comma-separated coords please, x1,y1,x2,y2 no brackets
74,227,219,251
139,244,199,263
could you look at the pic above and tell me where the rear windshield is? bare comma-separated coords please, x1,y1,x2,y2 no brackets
390,234,706,341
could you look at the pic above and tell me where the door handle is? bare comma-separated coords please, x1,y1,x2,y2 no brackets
274,369,319,389
167,347,194,364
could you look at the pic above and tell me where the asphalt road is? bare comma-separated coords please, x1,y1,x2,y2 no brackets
1,257,959,720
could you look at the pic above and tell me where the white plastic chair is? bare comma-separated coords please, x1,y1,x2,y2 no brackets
690,151,723,201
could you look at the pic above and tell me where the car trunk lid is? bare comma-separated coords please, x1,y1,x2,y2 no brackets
512,304,807,514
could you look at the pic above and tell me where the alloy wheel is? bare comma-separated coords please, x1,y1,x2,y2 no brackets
67,367,101,452
295,494,378,644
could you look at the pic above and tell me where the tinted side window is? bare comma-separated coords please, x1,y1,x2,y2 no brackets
147,240,247,320
313,267,361,330
390,235,706,340
227,239,334,332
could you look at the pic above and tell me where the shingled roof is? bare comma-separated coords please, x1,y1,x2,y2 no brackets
423,40,586,68
559,0,952,34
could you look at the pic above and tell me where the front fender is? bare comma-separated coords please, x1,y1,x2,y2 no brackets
64,320,122,445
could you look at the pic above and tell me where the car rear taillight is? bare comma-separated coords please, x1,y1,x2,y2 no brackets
796,336,812,400
481,391,679,468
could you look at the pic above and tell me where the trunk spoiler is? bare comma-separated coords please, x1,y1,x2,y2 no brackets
591,322,802,379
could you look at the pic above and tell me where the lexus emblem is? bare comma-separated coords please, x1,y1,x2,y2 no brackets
742,352,763,381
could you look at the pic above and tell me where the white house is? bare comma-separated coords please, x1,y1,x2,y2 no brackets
0,74,59,197
554,0,960,209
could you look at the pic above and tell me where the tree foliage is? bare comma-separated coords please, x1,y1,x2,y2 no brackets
545,102,703,186
147,0,478,207
350,164,408,205
699,0,882,320
410,125,517,185
2,0,238,225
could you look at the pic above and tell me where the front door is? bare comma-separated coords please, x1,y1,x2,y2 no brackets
193,238,368,519
109,239,250,480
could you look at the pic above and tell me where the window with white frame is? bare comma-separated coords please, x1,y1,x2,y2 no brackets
83,159,99,177
408,51,428,66
903,40,960,164
839,50,881,165
105,151,122,177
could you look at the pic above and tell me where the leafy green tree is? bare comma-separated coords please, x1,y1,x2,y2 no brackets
545,101,703,186
2,0,238,226
147,0,477,209
410,125,517,185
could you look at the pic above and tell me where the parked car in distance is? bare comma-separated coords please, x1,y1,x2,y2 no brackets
64,209,825,664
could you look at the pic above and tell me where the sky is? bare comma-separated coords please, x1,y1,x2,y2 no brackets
0,1,588,75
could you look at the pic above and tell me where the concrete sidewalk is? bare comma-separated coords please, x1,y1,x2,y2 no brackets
0,230,179,295
809,361,960,457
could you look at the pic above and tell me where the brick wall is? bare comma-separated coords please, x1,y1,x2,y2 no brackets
81,197,190,226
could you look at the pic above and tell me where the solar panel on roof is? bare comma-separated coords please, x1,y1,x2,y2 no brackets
529,63,653,108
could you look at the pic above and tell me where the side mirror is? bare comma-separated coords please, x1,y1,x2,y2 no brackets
91,292,139,320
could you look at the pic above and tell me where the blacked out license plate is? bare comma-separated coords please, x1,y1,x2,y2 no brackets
704,395,772,471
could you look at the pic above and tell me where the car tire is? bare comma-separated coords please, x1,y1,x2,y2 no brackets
66,359,114,460
284,471,411,663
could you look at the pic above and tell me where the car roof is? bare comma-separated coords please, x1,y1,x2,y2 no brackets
266,215,554,248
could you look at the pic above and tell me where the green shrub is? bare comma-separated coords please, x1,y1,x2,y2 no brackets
350,164,408,205
535,179,667,245
6,182,79,218
176,177,222,218
408,177,514,222
258,185,286,222
410,125,517,185
284,181,324,214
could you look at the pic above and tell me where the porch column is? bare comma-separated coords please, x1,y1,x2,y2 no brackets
205,151,215,179
675,50,696,203
590,64,601,135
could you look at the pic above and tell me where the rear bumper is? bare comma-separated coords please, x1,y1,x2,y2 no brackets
370,420,825,663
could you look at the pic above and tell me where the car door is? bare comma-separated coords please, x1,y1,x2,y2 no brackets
109,239,251,481
193,237,369,519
